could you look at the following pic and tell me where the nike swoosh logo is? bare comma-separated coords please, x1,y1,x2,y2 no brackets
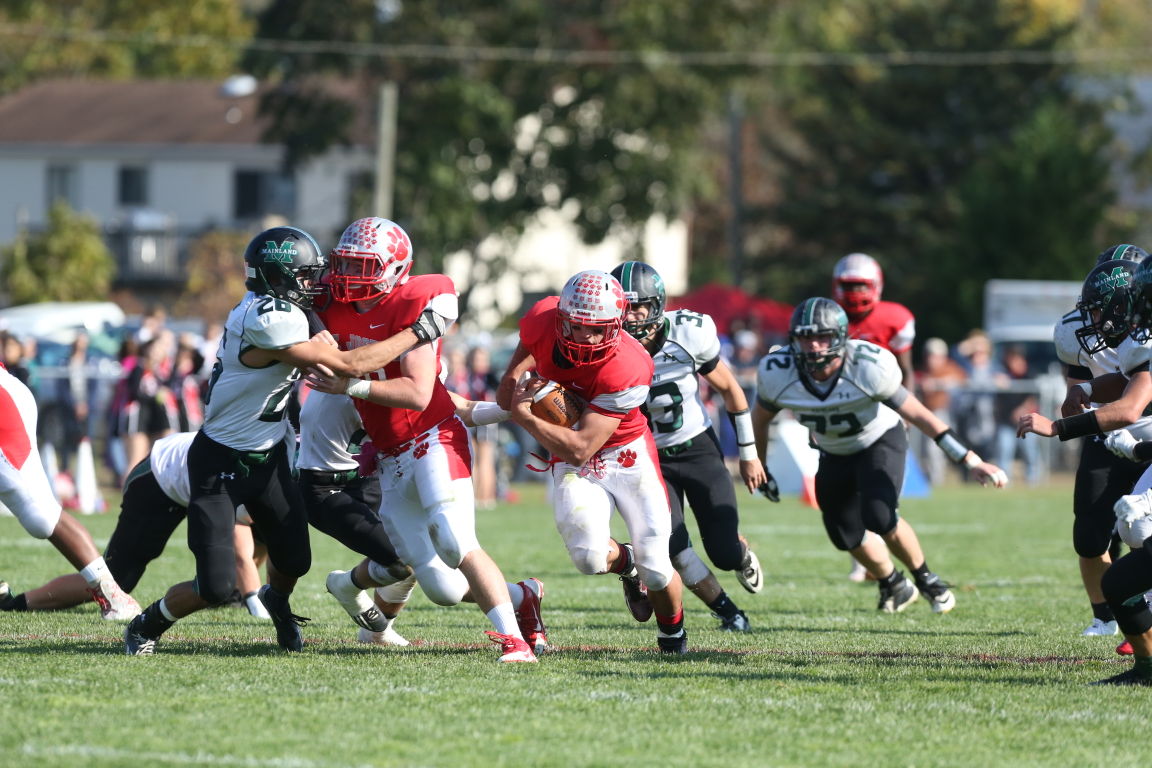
369,322,389,329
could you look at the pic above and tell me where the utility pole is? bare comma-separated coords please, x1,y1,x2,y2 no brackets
726,90,745,288
373,82,399,219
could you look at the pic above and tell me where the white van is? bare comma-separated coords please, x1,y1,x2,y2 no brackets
0,301,126,345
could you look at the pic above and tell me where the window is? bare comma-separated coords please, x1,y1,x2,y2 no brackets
46,164,77,208
233,169,296,220
118,166,148,206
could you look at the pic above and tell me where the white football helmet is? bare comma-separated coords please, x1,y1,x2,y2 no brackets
329,217,413,303
555,270,626,365
832,252,883,319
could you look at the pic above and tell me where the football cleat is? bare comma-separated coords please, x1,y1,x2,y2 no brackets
620,571,653,622
657,628,688,654
258,585,310,652
486,631,538,663
914,573,956,614
878,572,919,613
736,550,764,594
326,570,388,632
714,610,750,632
358,624,410,647
124,614,158,656
1117,640,1134,656
89,581,141,622
515,578,548,655
1082,618,1119,637
0,581,12,609
1091,667,1152,686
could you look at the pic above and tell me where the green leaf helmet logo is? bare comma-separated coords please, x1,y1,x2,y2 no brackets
262,240,299,265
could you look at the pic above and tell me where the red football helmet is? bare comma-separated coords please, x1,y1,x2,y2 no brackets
328,217,413,303
555,270,627,365
832,252,883,319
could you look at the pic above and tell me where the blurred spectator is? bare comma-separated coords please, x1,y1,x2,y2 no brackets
105,335,141,480
994,344,1042,486
915,337,968,486
118,334,179,483
51,331,100,474
0,330,31,387
169,333,206,433
954,330,998,466
134,304,168,345
199,321,223,380
464,345,500,509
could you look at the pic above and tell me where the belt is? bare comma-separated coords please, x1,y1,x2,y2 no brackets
379,430,433,459
658,439,693,458
300,468,360,486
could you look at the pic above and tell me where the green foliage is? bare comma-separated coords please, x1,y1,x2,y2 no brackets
743,0,1117,339
243,1,763,309
0,0,251,93
0,480,1141,766
173,229,252,321
0,202,115,303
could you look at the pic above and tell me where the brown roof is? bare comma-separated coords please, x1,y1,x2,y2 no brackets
0,78,373,146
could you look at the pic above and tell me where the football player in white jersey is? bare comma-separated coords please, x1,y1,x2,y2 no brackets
1018,257,1152,683
1050,245,1151,640
125,226,450,655
611,262,766,632
753,298,1007,613
2,432,269,619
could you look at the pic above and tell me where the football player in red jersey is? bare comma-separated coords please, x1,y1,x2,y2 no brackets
833,252,916,582
307,217,543,662
497,270,688,654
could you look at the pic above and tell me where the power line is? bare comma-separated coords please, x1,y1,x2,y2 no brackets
2,23,1152,69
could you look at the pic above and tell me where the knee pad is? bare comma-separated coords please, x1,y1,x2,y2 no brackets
672,547,712,588
195,572,237,606
427,502,479,570
413,561,469,606
635,545,674,591
569,545,608,576
376,573,417,605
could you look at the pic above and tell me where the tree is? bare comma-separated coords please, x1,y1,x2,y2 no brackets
243,1,769,319
1,202,116,304
173,230,252,321
738,0,1119,340
0,0,251,94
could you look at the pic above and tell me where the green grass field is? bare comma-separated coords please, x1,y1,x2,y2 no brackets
0,478,1145,767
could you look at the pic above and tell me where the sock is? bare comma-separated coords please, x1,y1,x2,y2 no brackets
910,562,931,583
1135,655,1152,680
1092,602,1116,622
79,557,111,588
138,600,176,638
348,569,368,590
708,592,740,620
878,570,902,588
609,542,635,575
656,608,684,636
158,597,178,622
0,593,28,611
486,603,523,639
507,583,525,611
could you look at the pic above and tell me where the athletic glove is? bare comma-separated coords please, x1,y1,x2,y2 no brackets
1104,429,1140,461
758,467,780,503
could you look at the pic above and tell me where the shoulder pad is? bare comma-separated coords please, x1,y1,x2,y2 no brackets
844,340,902,400
244,299,310,350
664,310,721,365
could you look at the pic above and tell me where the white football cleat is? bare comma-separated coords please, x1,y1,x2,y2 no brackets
326,570,389,632
89,581,141,621
358,624,410,647
1082,618,1119,637
737,550,764,594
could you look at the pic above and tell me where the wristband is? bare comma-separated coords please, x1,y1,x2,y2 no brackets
1076,381,1093,400
471,401,511,426
730,409,758,462
347,379,372,399
1054,410,1102,441
934,429,970,465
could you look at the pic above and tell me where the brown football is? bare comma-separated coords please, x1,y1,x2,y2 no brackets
529,379,585,427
